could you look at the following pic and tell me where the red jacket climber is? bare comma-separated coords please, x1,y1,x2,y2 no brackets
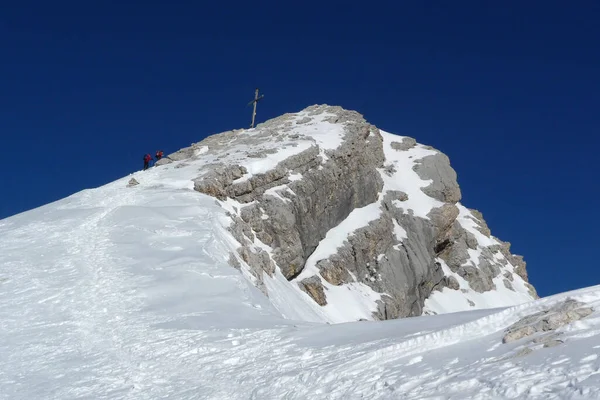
143,154,152,170
155,150,164,161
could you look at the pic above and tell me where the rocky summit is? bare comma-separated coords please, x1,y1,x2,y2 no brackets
157,105,537,322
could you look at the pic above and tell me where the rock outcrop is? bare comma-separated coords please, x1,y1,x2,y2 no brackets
126,178,139,187
155,105,537,322
503,299,593,344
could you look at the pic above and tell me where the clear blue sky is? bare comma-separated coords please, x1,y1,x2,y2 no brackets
1,1,598,297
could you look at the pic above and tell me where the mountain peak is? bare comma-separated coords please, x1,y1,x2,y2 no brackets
9,105,596,400
141,104,536,323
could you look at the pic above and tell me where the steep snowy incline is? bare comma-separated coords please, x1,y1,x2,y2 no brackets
1,175,600,400
0,167,324,399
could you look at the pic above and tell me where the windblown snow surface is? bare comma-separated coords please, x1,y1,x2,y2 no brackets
1,123,599,399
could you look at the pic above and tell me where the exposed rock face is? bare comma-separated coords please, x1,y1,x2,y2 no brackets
157,104,537,321
503,299,594,344
312,209,446,319
390,137,417,151
194,107,385,283
154,158,173,167
298,276,327,306
413,153,462,203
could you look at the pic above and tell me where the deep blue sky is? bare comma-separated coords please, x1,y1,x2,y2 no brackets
1,1,598,297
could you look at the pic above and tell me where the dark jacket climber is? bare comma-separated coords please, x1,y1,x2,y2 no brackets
155,150,164,161
143,154,152,170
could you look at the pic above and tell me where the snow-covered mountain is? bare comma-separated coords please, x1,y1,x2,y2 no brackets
152,104,536,322
2,105,598,399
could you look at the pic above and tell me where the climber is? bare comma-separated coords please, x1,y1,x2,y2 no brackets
155,150,164,161
143,154,152,170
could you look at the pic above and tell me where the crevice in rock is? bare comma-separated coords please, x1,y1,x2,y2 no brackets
434,238,452,255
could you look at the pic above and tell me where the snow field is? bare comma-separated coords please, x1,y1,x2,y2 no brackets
0,109,594,398
1,163,600,399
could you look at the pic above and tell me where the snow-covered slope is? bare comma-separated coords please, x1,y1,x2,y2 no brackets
2,104,576,398
1,181,599,398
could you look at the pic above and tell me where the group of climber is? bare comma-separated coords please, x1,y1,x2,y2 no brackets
143,150,164,170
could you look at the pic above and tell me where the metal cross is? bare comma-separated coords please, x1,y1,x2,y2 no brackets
247,88,264,128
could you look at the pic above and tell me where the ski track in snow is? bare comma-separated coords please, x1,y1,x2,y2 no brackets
1,118,600,398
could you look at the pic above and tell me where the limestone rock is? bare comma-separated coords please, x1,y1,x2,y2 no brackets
213,109,385,280
497,240,530,283
438,232,470,272
154,158,173,166
194,164,249,200
511,254,529,282
504,325,537,343
413,153,462,203
228,253,241,270
525,283,538,299
396,191,409,201
317,259,353,286
446,276,460,290
126,178,139,187
237,247,275,277
532,332,563,348
503,299,594,343
313,213,445,319
468,209,492,237
296,116,311,124
390,137,417,151
457,265,494,293
436,213,522,294
428,204,459,236
299,276,327,306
